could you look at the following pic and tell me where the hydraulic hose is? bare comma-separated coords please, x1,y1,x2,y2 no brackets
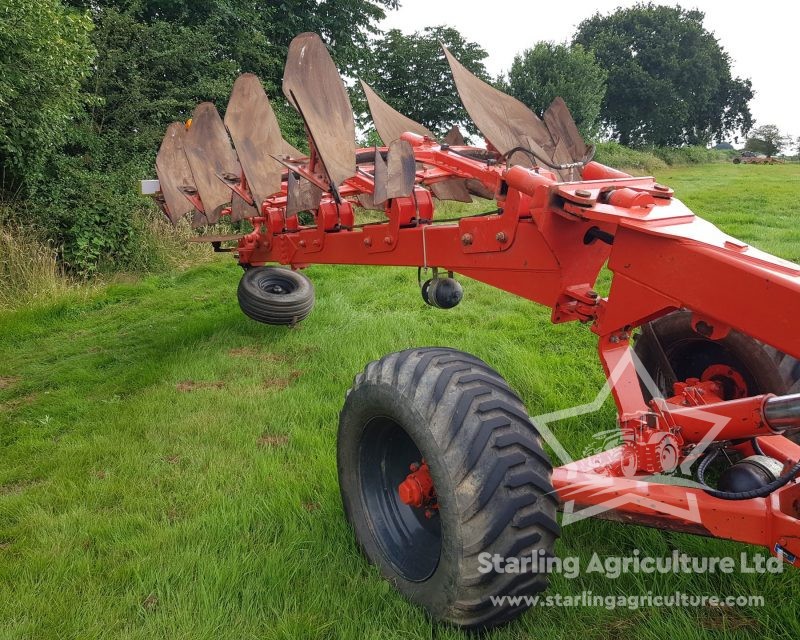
695,447,800,500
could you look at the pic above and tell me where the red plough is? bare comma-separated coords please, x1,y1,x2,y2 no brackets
148,32,800,629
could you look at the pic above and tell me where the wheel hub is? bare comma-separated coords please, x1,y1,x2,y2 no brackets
701,364,748,399
397,460,438,516
264,283,287,294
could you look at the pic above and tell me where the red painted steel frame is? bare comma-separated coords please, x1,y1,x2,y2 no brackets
225,133,800,564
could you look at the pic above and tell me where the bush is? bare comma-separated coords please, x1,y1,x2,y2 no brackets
594,142,734,172
594,142,667,172
30,154,157,275
650,146,729,165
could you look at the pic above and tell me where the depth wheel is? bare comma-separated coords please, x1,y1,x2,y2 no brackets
337,347,558,629
237,266,314,326
635,309,800,400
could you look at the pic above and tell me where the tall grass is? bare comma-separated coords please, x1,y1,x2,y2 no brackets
0,206,213,309
110,213,215,275
0,223,72,308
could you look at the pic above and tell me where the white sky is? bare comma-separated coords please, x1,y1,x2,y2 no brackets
380,1,798,142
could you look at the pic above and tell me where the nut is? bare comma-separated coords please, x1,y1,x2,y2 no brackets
575,189,592,198
461,233,473,246
363,237,372,247
495,232,507,243
384,236,392,245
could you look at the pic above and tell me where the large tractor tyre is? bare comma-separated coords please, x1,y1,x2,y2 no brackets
337,347,558,630
237,266,314,326
634,309,800,401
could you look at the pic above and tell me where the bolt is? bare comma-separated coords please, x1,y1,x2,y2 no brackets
461,233,473,246
312,239,320,247
409,462,420,472
587,290,599,299
575,189,592,198
654,183,669,192
384,236,392,245
609,336,620,343
495,231,507,243
298,240,306,247
363,237,372,247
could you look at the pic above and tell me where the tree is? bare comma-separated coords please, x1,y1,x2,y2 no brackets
744,125,789,156
64,0,402,149
505,42,607,140
66,0,399,84
0,0,95,191
361,26,490,138
574,3,753,146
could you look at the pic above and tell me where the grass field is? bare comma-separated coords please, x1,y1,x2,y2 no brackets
2,164,800,639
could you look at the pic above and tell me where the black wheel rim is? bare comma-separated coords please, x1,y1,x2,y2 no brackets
358,416,441,582
257,273,297,296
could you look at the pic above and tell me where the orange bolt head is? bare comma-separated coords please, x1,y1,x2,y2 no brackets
398,478,423,508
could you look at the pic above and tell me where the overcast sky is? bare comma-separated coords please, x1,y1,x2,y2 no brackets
379,1,797,142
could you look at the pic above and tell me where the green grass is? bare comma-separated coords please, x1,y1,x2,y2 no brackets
2,164,800,639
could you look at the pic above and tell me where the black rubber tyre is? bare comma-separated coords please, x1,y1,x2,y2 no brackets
634,309,800,400
338,347,558,630
237,266,314,326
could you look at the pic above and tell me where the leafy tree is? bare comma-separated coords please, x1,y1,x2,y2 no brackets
360,26,490,138
574,3,753,146
0,0,95,192
505,42,607,140
744,125,789,156
66,0,399,82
